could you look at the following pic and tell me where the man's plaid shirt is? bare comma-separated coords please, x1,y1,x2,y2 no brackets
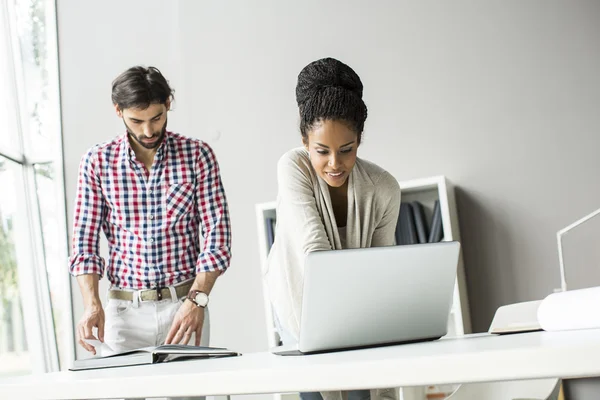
69,131,232,289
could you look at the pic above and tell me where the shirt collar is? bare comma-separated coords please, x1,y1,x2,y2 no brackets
121,130,171,163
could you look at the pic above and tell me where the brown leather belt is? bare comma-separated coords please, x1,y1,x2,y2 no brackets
108,281,193,302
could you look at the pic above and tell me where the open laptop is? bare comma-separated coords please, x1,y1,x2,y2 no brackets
272,241,460,355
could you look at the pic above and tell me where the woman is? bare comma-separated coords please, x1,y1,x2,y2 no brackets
265,58,401,400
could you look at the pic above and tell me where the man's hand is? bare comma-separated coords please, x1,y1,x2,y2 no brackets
76,304,105,355
165,300,204,346
166,271,218,346
75,274,104,355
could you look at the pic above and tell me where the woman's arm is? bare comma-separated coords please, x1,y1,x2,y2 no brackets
276,152,332,254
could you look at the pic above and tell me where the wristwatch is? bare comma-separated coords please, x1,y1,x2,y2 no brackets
186,290,209,308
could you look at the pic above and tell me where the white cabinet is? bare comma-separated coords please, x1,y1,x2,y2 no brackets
397,175,471,337
255,201,280,349
255,175,471,400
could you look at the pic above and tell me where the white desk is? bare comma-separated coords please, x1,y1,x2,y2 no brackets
2,330,600,399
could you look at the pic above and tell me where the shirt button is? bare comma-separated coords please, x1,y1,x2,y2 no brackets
149,238,155,243
149,215,154,220
149,189,153,194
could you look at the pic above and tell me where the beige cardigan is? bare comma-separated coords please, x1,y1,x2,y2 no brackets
265,148,401,400
265,147,401,339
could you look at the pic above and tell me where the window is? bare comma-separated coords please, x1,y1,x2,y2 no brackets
34,162,71,368
0,157,30,377
0,0,71,376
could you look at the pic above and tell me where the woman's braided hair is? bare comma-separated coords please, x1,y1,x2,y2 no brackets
296,58,368,144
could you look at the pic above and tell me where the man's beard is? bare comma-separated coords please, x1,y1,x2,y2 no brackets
125,118,168,149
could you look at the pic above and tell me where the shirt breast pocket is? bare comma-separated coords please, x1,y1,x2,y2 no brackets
165,181,195,220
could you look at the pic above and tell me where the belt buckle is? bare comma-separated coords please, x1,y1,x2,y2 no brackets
156,286,163,301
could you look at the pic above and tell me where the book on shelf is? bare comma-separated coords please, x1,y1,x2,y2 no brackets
396,203,418,245
410,201,429,244
428,200,443,243
396,200,444,245
70,344,241,371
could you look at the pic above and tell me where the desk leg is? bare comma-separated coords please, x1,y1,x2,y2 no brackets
400,386,425,400
563,378,600,400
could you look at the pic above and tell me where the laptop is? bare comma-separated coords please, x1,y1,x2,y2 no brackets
272,242,460,355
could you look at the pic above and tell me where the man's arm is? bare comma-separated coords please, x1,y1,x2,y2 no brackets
192,142,232,275
166,143,232,346
69,150,106,276
165,270,220,345
69,150,106,354
76,274,105,354
189,269,220,294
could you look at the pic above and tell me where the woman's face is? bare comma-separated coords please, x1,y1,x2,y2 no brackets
304,119,359,189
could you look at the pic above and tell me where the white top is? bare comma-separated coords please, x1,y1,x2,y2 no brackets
265,148,401,339
3,330,600,399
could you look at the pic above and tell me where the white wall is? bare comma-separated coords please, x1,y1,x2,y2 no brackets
58,0,600,364
57,0,189,359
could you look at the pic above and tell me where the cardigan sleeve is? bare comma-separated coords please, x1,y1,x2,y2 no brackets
370,172,401,247
276,152,332,255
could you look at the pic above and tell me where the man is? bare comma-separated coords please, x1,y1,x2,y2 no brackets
69,66,231,367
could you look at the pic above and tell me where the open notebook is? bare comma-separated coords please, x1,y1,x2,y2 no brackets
488,300,543,334
489,286,600,335
70,344,241,371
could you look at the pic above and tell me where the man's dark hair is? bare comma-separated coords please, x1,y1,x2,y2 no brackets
111,66,174,110
296,57,368,144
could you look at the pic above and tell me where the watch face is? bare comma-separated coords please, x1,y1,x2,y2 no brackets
194,292,209,307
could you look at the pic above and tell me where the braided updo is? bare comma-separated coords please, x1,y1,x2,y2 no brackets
296,58,368,144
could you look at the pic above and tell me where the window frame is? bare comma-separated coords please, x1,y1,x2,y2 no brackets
0,0,73,373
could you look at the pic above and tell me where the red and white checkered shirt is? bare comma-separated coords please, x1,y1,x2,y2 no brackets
69,131,232,289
